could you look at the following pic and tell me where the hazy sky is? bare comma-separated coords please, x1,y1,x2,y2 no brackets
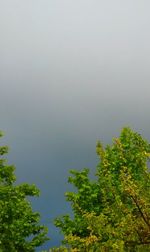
1,0,150,249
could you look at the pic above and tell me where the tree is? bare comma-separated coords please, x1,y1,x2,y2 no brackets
0,131,49,252
55,127,150,251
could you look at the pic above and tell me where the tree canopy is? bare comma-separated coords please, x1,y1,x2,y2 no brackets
0,131,49,252
1,127,150,251
54,127,150,251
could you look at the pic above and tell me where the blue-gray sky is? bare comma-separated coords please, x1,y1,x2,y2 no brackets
1,0,150,249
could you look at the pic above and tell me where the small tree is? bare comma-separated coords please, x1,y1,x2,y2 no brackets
0,131,49,252
55,127,150,251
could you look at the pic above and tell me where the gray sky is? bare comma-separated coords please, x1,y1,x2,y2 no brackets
1,0,150,249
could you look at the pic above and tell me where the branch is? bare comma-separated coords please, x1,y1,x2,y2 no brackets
131,195,150,229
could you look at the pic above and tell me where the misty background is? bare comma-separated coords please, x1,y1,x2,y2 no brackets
0,0,150,249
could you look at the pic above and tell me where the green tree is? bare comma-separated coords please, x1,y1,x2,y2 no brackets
55,127,150,251
0,131,49,252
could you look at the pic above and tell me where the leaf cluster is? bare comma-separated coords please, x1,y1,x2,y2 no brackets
54,127,150,251
0,132,49,252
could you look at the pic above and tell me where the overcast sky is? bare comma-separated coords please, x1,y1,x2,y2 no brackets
1,0,150,249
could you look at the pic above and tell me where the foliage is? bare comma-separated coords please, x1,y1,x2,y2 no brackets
0,131,49,252
54,127,150,251
42,246,70,252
